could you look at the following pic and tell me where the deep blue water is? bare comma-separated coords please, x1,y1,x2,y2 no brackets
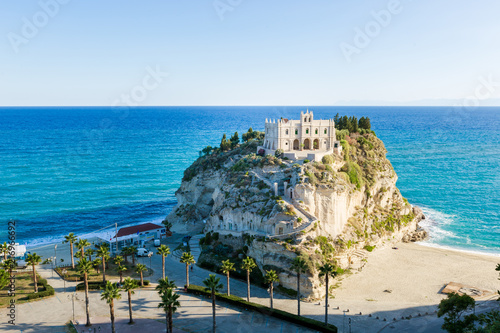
0,107,498,254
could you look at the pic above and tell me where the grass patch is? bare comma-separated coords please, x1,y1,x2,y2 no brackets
0,272,54,307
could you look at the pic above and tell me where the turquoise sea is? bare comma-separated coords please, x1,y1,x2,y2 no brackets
0,107,498,254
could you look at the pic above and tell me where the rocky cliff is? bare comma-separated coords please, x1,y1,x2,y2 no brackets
167,130,426,299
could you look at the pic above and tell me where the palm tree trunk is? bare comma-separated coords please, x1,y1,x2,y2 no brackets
324,275,329,325
33,264,38,293
140,272,144,286
81,248,84,258
185,264,189,288
132,253,135,265
162,256,165,279
246,270,250,302
227,272,230,296
102,257,106,283
85,273,91,326
165,309,169,333
88,254,92,262
297,272,301,316
168,307,173,333
212,292,216,333
110,300,115,333
128,290,134,324
270,283,274,309
120,272,123,284
70,243,75,269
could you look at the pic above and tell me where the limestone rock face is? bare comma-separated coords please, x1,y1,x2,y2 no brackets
168,132,427,299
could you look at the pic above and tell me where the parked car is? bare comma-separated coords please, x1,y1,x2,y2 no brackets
137,248,153,257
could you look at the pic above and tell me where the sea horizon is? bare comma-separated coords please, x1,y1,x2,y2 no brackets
1,106,498,256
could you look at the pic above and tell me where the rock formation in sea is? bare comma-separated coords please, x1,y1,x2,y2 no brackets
166,128,426,299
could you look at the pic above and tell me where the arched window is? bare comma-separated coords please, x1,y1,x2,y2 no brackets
306,129,309,134
315,128,318,135
285,129,289,135
295,129,298,135
324,129,327,134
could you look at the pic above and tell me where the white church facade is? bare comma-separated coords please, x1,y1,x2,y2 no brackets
257,110,342,161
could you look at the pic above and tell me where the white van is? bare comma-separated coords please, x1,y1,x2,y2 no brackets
137,248,149,257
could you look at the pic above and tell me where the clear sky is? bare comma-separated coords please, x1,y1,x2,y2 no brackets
1,0,499,106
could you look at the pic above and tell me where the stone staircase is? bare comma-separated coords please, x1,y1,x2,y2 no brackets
171,234,204,262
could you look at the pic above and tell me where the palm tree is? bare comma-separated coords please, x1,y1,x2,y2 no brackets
113,255,124,267
129,246,137,265
241,257,256,302
122,278,138,324
203,274,223,333
84,248,95,262
135,263,147,286
77,258,93,327
100,281,121,333
1,242,8,261
162,218,172,232
221,259,235,296
26,253,42,293
97,245,110,283
319,262,338,326
156,277,177,296
291,257,308,316
265,270,280,309
117,265,127,284
2,259,16,278
156,245,170,279
121,246,130,264
0,269,9,290
76,238,90,260
180,252,195,288
74,251,84,262
158,288,181,333
92,258,102,274
63,233,77,269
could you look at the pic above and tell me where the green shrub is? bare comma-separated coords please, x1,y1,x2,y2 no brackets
27,279,55,300
322,155,334,165
186,285,337,332
364,245,376,252
303,159,310,164
336,129,349,141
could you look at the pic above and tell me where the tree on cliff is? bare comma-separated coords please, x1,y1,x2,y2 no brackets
319,262,338,326
180,252,195,287
230,132,239,149
241,257,257,302
291,257,308,316
63,233,77,269
220,134,230,151
221,259,236,296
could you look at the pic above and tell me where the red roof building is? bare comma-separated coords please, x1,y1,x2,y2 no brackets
116,223,164,238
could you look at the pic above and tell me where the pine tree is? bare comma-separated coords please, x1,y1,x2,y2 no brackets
230,132,239,149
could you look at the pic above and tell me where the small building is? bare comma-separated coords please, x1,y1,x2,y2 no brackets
257,110,342,161
114,223,166,248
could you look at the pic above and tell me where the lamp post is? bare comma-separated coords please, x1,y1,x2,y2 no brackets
62,269,67,292
148,252,153,272
54,244,57,268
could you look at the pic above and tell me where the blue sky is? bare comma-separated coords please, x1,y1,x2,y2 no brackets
1,0,499,106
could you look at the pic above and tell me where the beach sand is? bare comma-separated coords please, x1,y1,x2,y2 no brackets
330,241,499,318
